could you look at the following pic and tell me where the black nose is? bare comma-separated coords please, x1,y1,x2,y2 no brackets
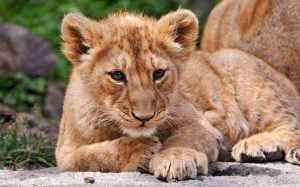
132,112,155,122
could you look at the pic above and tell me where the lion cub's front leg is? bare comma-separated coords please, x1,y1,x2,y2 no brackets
57,136,161,172
149,147,208,182
120,136,162,172
149,118,220,182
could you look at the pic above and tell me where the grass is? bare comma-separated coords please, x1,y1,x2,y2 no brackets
0,122,56,170
0,73,46,113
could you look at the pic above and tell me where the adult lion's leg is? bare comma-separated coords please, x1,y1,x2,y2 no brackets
56,136,161,172
232,130,300,164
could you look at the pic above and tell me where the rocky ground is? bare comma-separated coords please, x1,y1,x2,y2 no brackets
1,162,300,187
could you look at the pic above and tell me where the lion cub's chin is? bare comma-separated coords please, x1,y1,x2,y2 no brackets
121,126,157,137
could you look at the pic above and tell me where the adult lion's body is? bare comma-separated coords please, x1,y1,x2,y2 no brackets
56,9,300,182
201,0,300,93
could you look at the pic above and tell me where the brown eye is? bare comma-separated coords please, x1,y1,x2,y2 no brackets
109,71,126,82
153,69,165,81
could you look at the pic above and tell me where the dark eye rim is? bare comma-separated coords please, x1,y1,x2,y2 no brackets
108,70,126,82
153,68,166,81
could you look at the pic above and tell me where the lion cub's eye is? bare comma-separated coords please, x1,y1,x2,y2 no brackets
153,69,165,81
108,71,126,82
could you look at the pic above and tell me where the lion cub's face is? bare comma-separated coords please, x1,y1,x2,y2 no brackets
61,10,198,137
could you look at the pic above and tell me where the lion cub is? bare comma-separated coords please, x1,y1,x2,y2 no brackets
56,9,300,182
201,0,300,93
56,10,220,181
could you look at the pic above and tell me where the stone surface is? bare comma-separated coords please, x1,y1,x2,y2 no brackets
43,81,64,118
17,112,59,142
1,162,300,187
0,23,57,76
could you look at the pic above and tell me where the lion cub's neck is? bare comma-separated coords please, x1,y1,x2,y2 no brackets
180,51,224,113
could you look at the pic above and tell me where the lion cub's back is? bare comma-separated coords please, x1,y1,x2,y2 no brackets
185,49,300,120
208,49,299,99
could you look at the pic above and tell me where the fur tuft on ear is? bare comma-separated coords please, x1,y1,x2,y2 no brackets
61,13,98,65
157,9,199,57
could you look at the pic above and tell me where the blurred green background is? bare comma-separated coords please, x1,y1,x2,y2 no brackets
0,0,217,169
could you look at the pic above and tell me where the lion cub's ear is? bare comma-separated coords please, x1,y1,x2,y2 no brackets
61,13,99,65
157,9,198,57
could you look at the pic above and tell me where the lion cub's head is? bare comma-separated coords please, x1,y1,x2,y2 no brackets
61,9,198,137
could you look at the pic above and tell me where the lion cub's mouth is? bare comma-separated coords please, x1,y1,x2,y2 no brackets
121,125,158,137
117,110,167,137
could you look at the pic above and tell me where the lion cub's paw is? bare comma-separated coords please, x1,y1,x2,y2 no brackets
149,148,208,182
285,147,300,165
119,136,162,172
232,138,283,163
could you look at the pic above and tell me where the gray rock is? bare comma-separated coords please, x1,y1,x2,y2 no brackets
1,162,300,187
17,112,59,142
0,23,57,76
188,0,215,16
43,81,65,118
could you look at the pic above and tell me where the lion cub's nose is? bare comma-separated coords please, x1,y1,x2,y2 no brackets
132,111,155,122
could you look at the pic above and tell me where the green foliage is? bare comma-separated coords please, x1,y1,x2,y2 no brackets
0,123,55,170
212,0,219,5
0,73,46,112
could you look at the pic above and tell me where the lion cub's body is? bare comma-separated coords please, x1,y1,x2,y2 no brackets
201,0,300,93
182,49,300,161
56,9,300,181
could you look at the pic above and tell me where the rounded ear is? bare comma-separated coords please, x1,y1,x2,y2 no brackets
61,12,98,65
157,9,198,57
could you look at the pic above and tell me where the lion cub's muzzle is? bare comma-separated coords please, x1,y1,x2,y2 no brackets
129,87,160,126
131,99,157,126
132,111,156,126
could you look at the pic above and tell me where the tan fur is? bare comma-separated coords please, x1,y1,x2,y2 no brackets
201,0,300,93
182,49,300,163
56,9,300,182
